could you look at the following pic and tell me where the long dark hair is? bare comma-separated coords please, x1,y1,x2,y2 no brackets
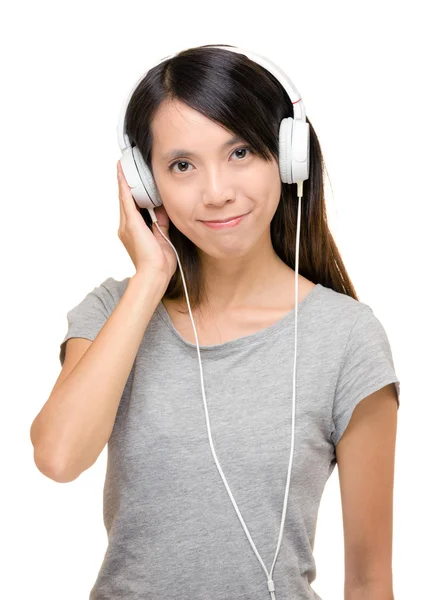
124,44,358,311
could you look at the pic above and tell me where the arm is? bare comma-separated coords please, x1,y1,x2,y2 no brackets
30,270,169,482
335,383,398,598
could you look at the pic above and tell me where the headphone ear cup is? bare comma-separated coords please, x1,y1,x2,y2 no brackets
279,117,310,184
290,119,310,183
119,147,163,210
279,117,293,184
132,146,163,208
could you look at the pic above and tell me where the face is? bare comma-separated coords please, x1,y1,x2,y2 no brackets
150,99,282,260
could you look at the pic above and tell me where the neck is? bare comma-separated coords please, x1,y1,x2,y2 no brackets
198,246,295,314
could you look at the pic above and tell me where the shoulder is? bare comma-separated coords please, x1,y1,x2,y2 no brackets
98,276,131,302
316,282,371,326
75,275,131,315
310,283,387,360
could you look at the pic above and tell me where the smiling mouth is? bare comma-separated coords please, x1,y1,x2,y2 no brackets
201,213,247,223
200,213,249,229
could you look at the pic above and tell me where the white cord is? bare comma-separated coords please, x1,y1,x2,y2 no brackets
147,181,303,598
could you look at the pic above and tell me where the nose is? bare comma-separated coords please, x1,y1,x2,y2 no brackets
201,167,237,207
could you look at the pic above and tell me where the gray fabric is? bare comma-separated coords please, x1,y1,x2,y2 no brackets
59,278,400,600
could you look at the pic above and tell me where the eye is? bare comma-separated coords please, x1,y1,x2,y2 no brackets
231,146,253,161
168,146,254,173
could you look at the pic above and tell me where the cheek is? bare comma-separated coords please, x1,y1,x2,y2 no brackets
246,162,280,194
152,179,191,222
247,174,281,215
164,198,197,238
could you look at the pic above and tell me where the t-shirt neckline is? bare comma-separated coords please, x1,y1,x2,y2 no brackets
155,283,323,352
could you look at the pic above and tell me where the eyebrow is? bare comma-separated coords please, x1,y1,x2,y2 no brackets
161,135,245,162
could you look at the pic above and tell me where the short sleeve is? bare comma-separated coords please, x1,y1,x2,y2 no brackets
59,277,118,367
331,305,400,446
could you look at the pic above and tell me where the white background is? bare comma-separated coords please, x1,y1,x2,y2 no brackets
2,0,427,598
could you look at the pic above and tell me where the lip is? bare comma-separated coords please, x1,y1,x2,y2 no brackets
202,213,246,223
201,213,248,229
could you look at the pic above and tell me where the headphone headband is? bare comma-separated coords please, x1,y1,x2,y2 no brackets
116,45,307,152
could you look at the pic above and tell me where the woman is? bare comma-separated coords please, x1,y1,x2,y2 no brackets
31,44,400,599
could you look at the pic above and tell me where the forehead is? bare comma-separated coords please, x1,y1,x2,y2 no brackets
151,99,245,160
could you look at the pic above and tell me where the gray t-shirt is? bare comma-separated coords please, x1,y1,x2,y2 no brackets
59,277,400,600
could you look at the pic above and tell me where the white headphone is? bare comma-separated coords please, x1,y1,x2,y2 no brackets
117,44,310,600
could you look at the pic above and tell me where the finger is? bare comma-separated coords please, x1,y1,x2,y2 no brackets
117,165,126,224
117,162,135,219
117,162,139,218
